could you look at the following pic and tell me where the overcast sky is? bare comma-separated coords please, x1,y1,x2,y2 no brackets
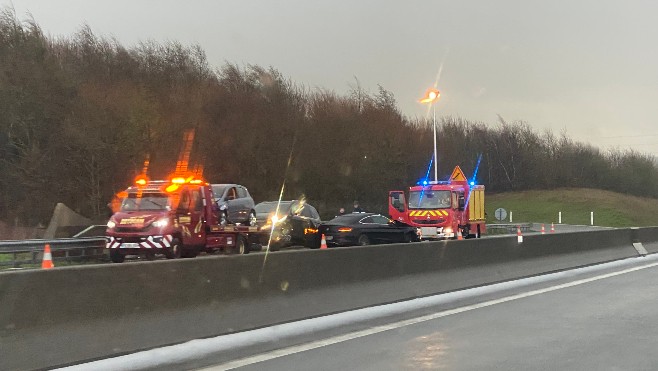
4,0,658,154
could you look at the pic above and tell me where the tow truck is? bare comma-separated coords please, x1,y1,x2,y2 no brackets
388,166,485,240
105,176,260,262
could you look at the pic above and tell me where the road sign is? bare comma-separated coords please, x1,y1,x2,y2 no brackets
495,208,507,221
450,166,467,181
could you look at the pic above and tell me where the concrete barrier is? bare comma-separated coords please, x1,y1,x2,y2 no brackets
0,228,641,370
634,227,658,253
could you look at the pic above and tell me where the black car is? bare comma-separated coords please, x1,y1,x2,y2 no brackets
319,213,419,247
211,184,256,226
255,200,322,250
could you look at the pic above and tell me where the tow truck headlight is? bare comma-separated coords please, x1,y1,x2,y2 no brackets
152,218,169,228
107,220,116,229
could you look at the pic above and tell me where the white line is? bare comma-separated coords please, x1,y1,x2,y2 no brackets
205,259,658,370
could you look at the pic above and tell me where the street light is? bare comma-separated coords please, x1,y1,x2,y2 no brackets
419,88,441,182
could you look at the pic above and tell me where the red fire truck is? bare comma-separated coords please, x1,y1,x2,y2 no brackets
105,176,259,262
388,166,485,240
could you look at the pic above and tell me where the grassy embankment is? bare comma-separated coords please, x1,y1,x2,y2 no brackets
486,188,658,228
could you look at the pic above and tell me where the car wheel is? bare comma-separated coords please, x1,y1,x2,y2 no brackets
268,242,281,252
220,211,229,226
247,211,257,227
110,250,125,263
358,234,370,246
165,238,182,259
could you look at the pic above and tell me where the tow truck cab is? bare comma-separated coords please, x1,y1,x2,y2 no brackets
388,166,486,240
105,177,256,262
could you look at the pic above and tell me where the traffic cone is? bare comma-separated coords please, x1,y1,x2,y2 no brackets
42,244,54,269
551,222,555,233
541,224,545,234
320,234,328,249
457,229,463,240
517,226,523,243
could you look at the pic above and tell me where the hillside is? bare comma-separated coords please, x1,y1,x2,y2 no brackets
486,188,658,227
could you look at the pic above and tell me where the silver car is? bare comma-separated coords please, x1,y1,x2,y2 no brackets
211,184,257,226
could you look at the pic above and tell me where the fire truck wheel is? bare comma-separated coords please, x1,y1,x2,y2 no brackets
358,234,371,246
165,239,182,259
110,250,125,263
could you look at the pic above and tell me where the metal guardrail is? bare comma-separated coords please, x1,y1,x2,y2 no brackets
0,237,107,268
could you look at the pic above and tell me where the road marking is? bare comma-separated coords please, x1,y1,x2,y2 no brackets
205,259,658,370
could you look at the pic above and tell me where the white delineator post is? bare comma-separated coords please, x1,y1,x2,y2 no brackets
510,211,513,223
559,211,562,224
591,211,594,226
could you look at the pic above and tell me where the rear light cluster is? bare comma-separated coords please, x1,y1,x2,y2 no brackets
337,227,352,232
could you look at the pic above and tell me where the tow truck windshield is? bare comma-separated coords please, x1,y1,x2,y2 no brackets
408,190,451,209
120,193,171,211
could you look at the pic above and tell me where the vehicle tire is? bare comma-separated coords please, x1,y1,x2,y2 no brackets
235,235,249,255
110,250,125,263
165,238,182,259
358,234,370,246
247,211,257,227
181,247,198,258
220,211,229,226
268,242,281,252
144,251,157,261
404,232,416,243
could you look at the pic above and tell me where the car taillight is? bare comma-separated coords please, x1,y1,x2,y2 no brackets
338,227,352,232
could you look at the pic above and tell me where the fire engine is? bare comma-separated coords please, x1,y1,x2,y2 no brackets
388,166,485,240
105,176,260,263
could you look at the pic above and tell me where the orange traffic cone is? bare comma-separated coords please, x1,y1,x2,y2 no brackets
551,222,555,233
541,224,545,234
320,234,328,249
457,229,463,240
42,244,54,269
517,226,523,243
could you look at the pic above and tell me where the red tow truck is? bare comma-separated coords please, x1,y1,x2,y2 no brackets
105,176,260,262
388,166,485,240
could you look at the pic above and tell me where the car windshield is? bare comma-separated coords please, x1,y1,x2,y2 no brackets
408,190,451,209
120,193,170,211
211,185,228,199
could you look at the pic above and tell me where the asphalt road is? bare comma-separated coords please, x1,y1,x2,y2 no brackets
205,257,658,371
